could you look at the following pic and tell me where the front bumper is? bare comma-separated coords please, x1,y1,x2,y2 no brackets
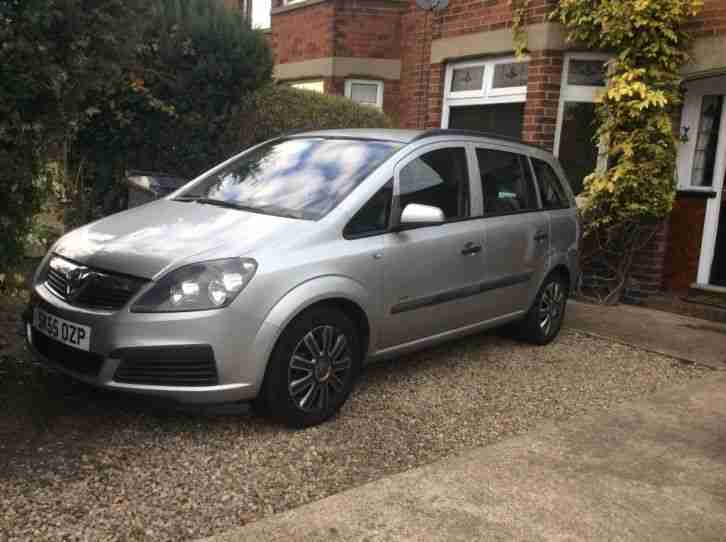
24,285,281,404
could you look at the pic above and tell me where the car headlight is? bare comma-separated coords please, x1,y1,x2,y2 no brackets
131,258,257,313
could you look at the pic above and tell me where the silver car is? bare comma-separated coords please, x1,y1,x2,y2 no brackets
25,129,578,427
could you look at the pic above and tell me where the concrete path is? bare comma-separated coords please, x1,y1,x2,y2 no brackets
565,300,726,370
204,375,726,542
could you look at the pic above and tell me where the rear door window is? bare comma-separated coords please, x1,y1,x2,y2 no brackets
476,148,538,215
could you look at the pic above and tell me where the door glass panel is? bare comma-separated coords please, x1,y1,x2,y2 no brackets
567,59,606,87
476,149,537,215
451,66,485,92
492,62,529,88
399,148,470,221
448,103,525,139
691,95,724,187
558,101,599,195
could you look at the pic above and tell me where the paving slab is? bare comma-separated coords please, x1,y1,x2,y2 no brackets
565,300,726,370
202,375,726,542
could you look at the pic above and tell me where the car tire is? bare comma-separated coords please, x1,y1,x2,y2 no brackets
257,306,361,428
515,272,568,345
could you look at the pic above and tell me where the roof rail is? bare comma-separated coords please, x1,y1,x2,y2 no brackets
412,129,546,150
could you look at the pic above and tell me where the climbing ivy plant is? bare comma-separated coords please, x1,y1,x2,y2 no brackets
550,0,703,302
511,0,529,58
553,0,702,226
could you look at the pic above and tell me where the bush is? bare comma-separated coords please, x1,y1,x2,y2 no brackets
0,0,150,267
73,0,273,225
225,84,393,152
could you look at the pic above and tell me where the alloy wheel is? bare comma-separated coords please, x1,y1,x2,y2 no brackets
539,280,565,338
288,325,352,413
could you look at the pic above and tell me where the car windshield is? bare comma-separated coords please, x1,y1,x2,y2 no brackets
177,137,402,220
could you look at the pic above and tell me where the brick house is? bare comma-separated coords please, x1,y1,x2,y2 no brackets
265,0,726,304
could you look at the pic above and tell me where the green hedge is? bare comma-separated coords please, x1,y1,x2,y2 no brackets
225,84,394,152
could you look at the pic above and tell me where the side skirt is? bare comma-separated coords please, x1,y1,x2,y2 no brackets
366,310,525,363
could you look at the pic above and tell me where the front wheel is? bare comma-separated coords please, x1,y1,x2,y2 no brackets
515,273,568,345
257,307,360,428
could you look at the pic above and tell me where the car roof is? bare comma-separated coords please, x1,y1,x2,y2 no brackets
286,128,550,156
287,129,424,143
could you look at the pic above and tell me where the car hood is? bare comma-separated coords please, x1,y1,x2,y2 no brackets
54,199,308,279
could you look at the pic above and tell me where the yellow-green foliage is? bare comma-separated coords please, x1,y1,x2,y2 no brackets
553,0,703,228
225,84,393,152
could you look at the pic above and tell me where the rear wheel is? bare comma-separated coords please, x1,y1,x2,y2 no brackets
515,273,568,345
257,307,360,428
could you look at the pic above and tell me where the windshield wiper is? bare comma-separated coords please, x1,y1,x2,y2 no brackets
194,197,305,220
172,195,201,202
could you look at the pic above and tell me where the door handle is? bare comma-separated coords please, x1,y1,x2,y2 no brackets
534,231,549,242
461,242,482,256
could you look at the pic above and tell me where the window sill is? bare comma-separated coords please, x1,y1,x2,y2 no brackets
676,188,718,199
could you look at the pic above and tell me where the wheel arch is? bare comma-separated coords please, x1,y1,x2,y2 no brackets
260,276,375,364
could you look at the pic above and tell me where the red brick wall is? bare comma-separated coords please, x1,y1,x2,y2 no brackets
271,2,336,64
685,0,726,37
624,223,670,302
399,1,441,128
271,0,405,65
522,50,563,150
334,0,402,59
436,0,556,39
663,195,709,291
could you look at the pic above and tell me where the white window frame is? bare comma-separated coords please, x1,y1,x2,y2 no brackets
441,56,529,128
345,79,384,109
553,52,611,174
677,76,726,285
283,0,307,5
486,56,530,99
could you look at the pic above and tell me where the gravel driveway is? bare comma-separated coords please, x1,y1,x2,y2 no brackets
0,324,709,542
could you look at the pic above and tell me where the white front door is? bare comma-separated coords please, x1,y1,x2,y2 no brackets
677,76,726,286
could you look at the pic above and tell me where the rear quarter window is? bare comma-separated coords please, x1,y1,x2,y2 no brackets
531,158,571,210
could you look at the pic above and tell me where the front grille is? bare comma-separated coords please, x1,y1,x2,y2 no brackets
45,256,146,310
31,329,104,376
113,345,218,387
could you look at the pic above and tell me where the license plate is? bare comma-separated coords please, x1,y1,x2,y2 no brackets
33,308,92,352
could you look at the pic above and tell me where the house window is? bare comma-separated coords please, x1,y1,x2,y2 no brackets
691,95,724,187
290,80,325,93
491,62,529,90
345,79,384,109
443,57,529,138
451,66,485,93
283,0,307,5
554,54,610,195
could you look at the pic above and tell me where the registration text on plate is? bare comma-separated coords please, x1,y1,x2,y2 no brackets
33,308,92,352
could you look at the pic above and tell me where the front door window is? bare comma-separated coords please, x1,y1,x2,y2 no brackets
691,95,724,187
554,54,609,196
557,102,600,195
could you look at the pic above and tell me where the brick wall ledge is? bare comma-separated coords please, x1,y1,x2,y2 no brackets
271,0,327,15
430,23,584,64
274,57,402,81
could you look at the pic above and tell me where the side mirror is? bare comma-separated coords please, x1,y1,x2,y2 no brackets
399,203,445,226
